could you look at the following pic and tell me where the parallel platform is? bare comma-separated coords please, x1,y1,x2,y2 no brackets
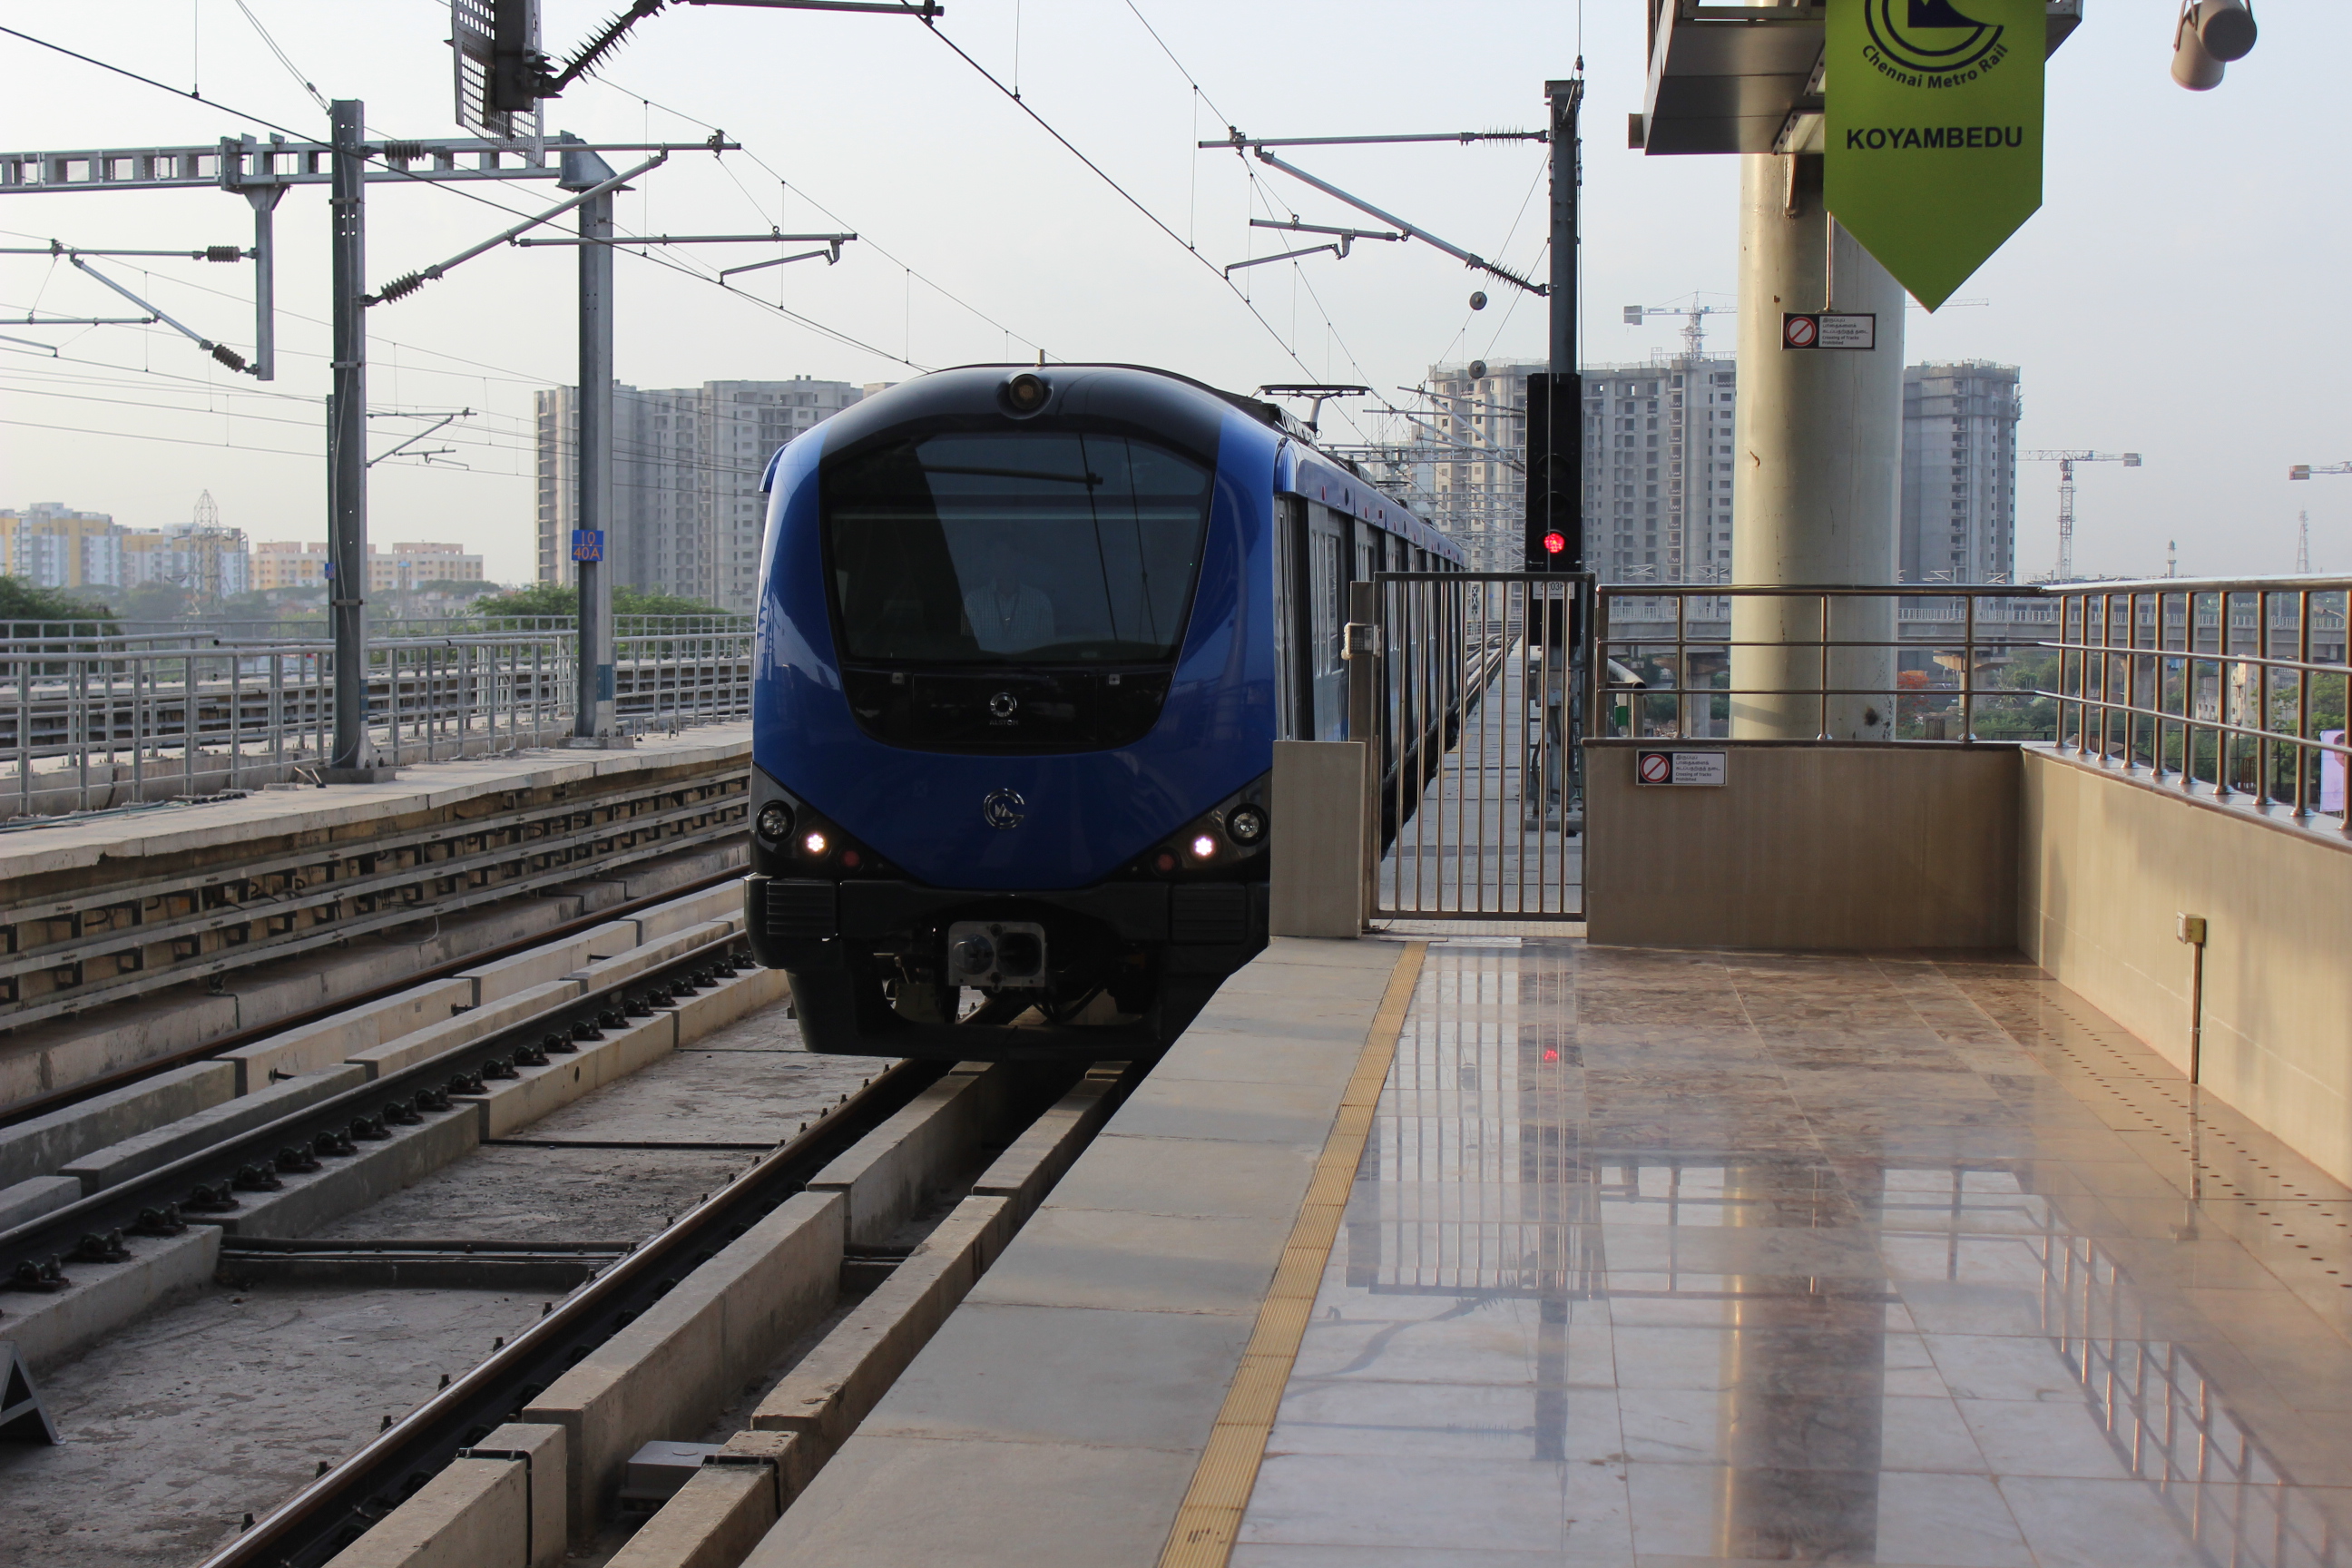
0,721,749,884
747,934,2352,1568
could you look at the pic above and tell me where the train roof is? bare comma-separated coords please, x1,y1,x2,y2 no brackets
804,363,1463,567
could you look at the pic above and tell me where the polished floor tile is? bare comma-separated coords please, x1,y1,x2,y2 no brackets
1237,942,2352,1564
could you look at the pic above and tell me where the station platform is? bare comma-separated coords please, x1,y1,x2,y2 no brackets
746,933,2352,1568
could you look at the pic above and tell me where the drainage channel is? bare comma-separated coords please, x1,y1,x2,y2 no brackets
191,1054,1135,1568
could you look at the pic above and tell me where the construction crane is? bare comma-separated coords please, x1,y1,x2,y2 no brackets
2024,450,2142,580
1623,299,1733,361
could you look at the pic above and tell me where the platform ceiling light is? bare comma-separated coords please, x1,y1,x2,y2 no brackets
2173,0,2258,91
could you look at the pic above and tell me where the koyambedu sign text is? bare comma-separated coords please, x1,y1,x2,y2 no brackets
1826,0,2044,311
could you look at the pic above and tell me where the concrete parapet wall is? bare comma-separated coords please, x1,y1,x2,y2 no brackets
1585,740,2020,950
2021,748,2352,1184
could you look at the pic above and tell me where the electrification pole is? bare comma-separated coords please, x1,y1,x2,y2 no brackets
564,144,623,745
325,100,377,779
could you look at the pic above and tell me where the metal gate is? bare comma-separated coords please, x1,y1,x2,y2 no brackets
1363,573,1592,921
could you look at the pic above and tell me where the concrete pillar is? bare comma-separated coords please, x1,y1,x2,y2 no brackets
1730,153,1904,740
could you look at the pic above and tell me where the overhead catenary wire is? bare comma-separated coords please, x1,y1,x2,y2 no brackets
910,6,1331,391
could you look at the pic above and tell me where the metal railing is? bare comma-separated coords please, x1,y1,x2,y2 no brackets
0,615,753,818
1590,576,2352,837
2047,579,2351,834
1369,573,1590,920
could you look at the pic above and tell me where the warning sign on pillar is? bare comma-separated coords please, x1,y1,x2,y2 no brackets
1783,312,1877,351
1635,749,1729,787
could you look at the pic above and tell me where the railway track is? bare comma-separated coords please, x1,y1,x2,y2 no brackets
0,894,1135,1568
0,865,744,1132
0,926,752,1289
202,1057,948,1568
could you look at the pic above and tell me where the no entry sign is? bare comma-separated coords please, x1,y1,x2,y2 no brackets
1783,312,1877,350
1635,750,1729,787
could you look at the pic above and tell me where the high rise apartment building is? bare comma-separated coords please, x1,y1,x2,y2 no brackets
1901,363,2021,583
536,377,867,612
1426,357,1738,581
1423,357,2018,583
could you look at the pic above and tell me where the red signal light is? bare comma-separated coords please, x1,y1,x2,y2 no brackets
1542,531,1566,556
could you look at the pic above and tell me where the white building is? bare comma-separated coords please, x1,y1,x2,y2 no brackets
1425,356,1736,582
1423,357,2018,585
536,376,866,612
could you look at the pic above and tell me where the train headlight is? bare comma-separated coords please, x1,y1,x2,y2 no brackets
1003,372,1051,416
1190,833,1217,860
802,830,828,858
755,802,792,842
1226,804,1268,846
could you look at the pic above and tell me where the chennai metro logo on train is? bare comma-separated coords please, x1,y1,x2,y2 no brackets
982,788,1026,830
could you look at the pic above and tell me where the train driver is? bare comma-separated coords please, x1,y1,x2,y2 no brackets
963,534,1056,654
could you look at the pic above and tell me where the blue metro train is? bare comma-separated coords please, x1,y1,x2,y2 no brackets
742,363,1463,1058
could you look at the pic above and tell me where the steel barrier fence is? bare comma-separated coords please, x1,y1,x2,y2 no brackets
2047,579,2351,834
1370,573,1590,920
1591,577,2352,837
0,616,753,818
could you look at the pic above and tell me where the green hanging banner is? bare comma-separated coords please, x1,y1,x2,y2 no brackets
1824,0,2045,311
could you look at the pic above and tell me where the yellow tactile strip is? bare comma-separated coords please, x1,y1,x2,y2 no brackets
1156,941,1429,1568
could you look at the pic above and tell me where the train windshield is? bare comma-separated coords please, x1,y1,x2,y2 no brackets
823,429,1211,665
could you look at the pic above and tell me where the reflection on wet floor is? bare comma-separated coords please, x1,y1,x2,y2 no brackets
1238,942,2352,1567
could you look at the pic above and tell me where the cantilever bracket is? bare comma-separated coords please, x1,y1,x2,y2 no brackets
1215,138,1546,296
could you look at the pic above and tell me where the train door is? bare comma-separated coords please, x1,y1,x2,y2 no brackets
1273,495,1307,740
1307,505,1346,739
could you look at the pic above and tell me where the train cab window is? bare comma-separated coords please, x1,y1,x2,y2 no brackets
823,430,1211,666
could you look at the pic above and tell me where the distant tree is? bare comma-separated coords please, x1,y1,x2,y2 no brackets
420,578,506,599
120,581,191,622
474,583,730,620
0,576,116,629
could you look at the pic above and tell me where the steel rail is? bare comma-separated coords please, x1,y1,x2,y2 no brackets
0,865,743,1131
192,1054,945,1568
0,928,750,1285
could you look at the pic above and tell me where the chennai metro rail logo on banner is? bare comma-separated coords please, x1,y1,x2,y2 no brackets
1827,0,2044,312
1864,0,2005,79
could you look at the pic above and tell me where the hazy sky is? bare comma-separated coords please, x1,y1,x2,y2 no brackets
0,1,2338,584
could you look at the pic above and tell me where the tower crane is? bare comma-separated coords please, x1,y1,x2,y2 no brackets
2024,450,2142,581
1622,300,1733,362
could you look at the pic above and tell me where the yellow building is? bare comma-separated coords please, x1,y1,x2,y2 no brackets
253,540,328,591
0,504,116,589
368,542,485,593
